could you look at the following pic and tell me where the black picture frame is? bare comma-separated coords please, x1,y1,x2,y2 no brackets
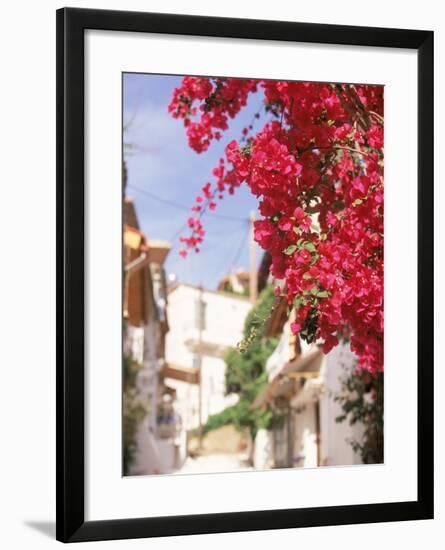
56,6,434,543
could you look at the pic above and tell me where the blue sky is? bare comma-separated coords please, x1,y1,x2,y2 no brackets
123,73,268,290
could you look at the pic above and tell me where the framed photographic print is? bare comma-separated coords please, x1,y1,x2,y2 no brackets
56,7,434,543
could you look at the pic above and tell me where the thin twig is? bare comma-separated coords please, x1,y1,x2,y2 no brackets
307,145,376,160
369,111,384,124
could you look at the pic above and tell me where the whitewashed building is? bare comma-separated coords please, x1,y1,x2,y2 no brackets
164,284,251,440
252,314,364,470
123,196,183,475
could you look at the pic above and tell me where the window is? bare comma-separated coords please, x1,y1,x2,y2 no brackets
194,297,206,330
192,355,200,370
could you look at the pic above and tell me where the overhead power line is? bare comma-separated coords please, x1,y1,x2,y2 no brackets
208,222,250,284
127,184,247,222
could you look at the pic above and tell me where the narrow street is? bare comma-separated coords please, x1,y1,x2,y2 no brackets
174,453,252,475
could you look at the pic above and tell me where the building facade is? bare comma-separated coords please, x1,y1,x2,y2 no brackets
252,310,364,470
164,284,252,442
123,197,179,475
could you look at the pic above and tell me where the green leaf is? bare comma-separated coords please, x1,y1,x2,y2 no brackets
352,198,363,206
310,286,319,296
284,244,297,255
303,242,316,252
303,272,312,280
316,290,330,298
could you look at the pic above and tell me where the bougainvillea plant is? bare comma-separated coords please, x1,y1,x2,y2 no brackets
169,77,384,373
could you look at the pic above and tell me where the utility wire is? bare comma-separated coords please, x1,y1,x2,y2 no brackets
208,221,250,284
168,222,188,244
128,184,247,222
228,223,250,273
168,217,249,249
